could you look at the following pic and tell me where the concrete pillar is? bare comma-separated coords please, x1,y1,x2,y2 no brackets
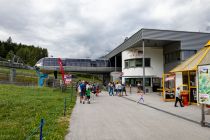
10,68,16,83
142,40,145,94
115,56,117,72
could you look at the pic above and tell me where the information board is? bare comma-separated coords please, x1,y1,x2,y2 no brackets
198,65,210,105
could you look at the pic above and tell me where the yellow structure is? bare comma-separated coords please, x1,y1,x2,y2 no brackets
170,40,210,104
162,74,175,101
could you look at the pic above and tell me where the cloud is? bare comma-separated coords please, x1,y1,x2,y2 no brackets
0,0,210,59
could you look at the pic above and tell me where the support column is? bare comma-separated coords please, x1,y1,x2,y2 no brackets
142,40,145,94
115,56,117,72
10,68,16,83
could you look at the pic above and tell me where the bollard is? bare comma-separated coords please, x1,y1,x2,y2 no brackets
201,104,205,127
64,98,66,116
40,119,44,140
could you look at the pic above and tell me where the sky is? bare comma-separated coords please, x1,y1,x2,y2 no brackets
0,0,210,59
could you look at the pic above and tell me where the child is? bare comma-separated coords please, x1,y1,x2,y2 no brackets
137,92,144,103
86,85,91,104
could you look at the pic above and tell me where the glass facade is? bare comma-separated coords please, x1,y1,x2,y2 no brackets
182,50,197,60
164,50,197,64
164,51,180,64
39,58,110,67
125,78,151,86
124,58,151,68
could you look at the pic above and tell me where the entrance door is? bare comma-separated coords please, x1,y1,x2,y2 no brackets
152,77,161,92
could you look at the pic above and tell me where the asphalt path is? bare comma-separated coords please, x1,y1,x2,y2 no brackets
65,92,210,140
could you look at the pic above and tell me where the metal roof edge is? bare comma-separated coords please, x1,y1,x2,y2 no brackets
105,28,210,59
141,28,210,35
105,28,144,58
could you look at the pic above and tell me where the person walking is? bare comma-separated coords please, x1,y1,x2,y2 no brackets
137,82,141,93
115,82,122,96
174,87,184,107
121,83,127,96
86,82,91,104
80,81,86,104
137,92,144,103
109,82,114,96
91,83,97,101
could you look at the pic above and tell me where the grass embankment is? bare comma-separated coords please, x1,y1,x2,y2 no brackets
0,67,38,84
0,66,102,85
0,84,76,140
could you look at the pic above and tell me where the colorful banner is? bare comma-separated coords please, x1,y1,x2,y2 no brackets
198,65,210,105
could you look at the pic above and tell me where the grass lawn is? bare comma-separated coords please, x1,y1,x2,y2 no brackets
0,84,76,140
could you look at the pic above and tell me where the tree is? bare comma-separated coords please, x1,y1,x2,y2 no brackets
16,47,30,64
0,39,49,66
6,50,14,61
6,36,12,44
0,44,6,58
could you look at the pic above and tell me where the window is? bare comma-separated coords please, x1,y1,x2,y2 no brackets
136,59,142,67
145,78,151,86
124,58,151,68
182,50,197,60
125,60,129,68
125,78,151,86
164,51,181,64
129,59,135,67
145,58,150,67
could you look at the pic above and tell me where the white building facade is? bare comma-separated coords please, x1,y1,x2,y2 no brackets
121,47,163,91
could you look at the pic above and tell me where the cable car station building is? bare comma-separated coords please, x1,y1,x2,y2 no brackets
105,28,210,92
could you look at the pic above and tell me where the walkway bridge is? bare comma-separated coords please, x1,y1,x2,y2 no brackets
35,57,121,74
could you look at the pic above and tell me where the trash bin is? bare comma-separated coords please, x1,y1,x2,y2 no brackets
181,91,189,106
146,88,149,93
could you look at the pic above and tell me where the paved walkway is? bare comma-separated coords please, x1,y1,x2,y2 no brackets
124,90,210,124
65,92,210,140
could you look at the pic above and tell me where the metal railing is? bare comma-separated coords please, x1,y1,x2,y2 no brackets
0,61,31,69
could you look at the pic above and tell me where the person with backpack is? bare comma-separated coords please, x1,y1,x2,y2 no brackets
122,83,127,96
80,80,86,104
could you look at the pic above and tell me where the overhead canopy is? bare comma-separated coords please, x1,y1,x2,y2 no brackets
170,40,210,72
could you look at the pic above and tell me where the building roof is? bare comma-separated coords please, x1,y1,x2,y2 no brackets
105,28,210,59
170,40,210,72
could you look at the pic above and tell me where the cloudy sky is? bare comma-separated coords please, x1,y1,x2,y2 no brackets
0,0,210,58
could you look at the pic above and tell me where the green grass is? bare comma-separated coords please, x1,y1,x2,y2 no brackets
0,84,76,140
0,66,102,84
0,66,37,76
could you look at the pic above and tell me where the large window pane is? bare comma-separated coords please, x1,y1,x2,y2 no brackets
164,51,181,64
136,58,142,67
145,58,150,67
129,59,135,67
182,50,196,60
145,78,151,86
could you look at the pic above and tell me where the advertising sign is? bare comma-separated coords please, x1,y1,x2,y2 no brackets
198,65,210,105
